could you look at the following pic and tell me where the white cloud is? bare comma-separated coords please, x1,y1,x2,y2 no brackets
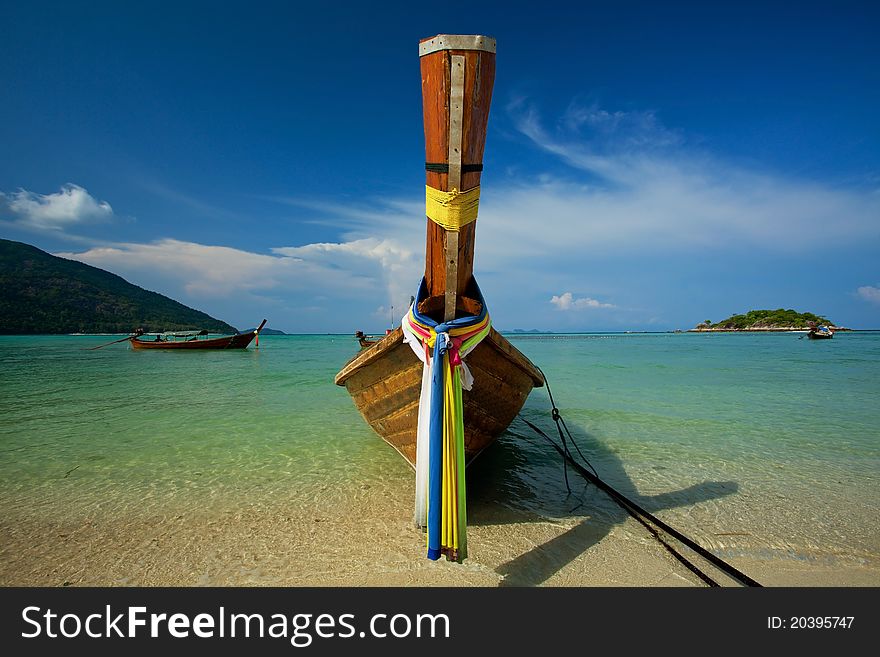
54,234,422,332
56,237,400,298
550,292,614,311
46,187,429,331
502,101,880,253
32,101,880,332
57,240,298,297
1,184,113,230
272,237,414,277
857,285,880,304
272,236,420,312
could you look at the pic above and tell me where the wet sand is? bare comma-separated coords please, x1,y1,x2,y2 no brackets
2,483,877,587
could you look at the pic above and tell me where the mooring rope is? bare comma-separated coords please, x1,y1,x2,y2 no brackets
516,368,762,587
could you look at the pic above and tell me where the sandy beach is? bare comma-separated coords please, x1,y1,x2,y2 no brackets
2,478,877,588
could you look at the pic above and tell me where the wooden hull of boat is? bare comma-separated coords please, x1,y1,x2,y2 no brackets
807,332,833,339
130,332,257,350
335,327,543,467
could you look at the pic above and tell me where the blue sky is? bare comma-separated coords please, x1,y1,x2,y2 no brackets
1,0,878,332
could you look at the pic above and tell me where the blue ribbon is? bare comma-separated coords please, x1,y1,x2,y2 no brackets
412,277,489,560
410,278,488,331
426,332,448,560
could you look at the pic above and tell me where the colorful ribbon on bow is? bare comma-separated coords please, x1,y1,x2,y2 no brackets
401,278,491,562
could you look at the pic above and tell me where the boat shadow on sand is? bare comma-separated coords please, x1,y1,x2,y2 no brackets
465,410,739,587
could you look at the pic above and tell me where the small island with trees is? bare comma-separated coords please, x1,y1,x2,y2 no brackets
690,309,846,332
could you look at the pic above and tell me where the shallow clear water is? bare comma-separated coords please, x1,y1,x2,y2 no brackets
1,331,878,571
507,331,880,563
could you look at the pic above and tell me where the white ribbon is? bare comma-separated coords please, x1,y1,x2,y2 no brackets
401,310,478,527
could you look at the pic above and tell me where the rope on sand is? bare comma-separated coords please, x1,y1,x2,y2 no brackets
517,367,762,587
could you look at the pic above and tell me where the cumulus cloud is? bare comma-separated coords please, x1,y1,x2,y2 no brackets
57,240,297,297
47,185,430,331
55,233,423,331
272,236,420,311
272,237,414,277
550,292,614,311
1,184,113,230
857,285,880,304
56,237,408,298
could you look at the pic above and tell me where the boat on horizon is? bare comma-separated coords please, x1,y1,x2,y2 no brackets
335,35,543,561
806,324,834,339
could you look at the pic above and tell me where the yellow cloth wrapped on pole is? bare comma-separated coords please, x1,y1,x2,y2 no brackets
425,185,481,231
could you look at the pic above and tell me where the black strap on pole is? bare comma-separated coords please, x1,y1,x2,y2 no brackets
425,162,483,174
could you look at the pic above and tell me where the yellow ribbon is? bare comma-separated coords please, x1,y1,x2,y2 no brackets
425,185,480,231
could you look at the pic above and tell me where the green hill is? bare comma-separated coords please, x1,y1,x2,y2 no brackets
694,309,834,331
0,239,237,335
242,327,286,335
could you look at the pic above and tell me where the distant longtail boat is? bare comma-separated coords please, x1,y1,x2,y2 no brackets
806,324,834,339
129,319,267,350
335,35,543,562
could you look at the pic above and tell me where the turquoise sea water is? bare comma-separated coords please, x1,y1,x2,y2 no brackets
1,331,879,579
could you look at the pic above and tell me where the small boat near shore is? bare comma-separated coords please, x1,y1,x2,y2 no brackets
129,319,266,350
807,325,834,339
354,331,379,349
335,35,543,562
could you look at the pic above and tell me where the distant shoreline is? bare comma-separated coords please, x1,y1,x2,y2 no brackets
687,326,851,333
1,328,877,337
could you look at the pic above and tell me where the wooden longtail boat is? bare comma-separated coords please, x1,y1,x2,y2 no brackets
335,35,543,469
806,325,834,339
354,330,378,349
130,319,267,350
